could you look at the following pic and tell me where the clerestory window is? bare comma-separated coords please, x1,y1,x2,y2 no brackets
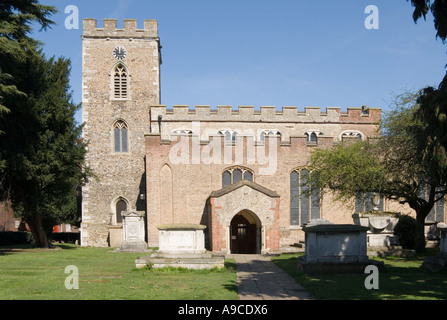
260,130,281,142
218,130,238,142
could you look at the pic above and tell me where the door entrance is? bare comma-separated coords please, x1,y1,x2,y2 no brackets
230,214,258,254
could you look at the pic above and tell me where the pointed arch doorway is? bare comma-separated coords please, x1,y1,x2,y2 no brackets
230,210,261,254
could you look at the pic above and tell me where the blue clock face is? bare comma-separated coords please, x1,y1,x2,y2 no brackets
113,46,127,60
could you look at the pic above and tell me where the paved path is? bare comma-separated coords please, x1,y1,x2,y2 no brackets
230,254,315,300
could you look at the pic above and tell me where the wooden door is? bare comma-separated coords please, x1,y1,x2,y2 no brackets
230,215,257,254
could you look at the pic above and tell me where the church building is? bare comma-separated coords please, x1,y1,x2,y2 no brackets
80,19,425,254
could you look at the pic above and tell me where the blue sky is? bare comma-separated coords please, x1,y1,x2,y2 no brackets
31,0,447,125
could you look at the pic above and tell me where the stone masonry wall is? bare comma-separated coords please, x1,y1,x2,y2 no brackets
81,19,160,247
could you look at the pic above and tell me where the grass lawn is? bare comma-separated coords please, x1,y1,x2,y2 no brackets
272,250,447,300
0,244,238,300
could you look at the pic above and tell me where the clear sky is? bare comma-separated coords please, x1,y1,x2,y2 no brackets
31,0,447,125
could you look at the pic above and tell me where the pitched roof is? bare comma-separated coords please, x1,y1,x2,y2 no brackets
210,180,280,198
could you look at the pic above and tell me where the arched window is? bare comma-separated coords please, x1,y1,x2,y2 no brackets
115,199,127,224
290,169,320,225
260,130,281,142
418,185,445,222
113,120,128,153
113,64,128,99
305,131,321,144
222,167,254,188
218,130,238,142
172,129,193,135
340,130,364,141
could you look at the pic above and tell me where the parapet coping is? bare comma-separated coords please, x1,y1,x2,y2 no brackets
152,105,381,115
210,180,280,198
83,18,159,39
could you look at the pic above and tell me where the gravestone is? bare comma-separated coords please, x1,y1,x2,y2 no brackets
423,223,447,272
352,212,400,248
120,210,148,252
297,224,383,274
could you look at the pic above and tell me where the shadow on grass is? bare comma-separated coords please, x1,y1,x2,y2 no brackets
0,242,80,256
272,253,447,300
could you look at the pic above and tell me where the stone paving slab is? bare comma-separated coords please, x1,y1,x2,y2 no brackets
230,254,315,300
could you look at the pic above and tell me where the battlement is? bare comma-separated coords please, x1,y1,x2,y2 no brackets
83,19,158,39
150,105,381,124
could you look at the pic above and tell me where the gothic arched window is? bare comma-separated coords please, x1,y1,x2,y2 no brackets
113,120,128,153
340,130,364,141
113,64,128,99
218,130,238,142
260,130,281,142
222,167,254,188
290,169,320,225
305,131,321,144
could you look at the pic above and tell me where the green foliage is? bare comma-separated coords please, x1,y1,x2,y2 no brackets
0,231,32,245
413,84,447,190
0,0,56,114
0,2,91,247
0,52,91,247
408,0,447,42
309,141,385,202
394,215,417,249
307,91,445,253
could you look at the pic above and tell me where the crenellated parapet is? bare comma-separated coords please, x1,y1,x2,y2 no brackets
150,105,381,124
83,18,158,39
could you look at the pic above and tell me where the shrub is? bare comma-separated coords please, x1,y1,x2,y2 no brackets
0,231,33,245
394,215,417,249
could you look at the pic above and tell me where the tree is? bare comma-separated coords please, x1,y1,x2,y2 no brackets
0,1,91,248
0,0,56,116
308,92,446,253
407,1,447,251
408,0,447,42
0,51,91,248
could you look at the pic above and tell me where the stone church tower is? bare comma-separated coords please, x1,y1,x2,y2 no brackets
80,19,161,246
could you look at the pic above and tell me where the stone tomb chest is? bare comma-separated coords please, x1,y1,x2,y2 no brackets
135,224,224,269
157,224,206,254
298,224,382,273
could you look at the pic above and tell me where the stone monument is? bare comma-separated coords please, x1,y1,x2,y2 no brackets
135,224,225,269
297,224,383,274
157,224,206,254
423,223,447,272
120,211,148,252
352,211,400,248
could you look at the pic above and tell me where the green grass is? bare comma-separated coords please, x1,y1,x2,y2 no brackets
0,244,238,300
272,250,447,300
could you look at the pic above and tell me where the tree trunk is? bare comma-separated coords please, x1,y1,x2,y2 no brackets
27,214,51,248
414,212,426,253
